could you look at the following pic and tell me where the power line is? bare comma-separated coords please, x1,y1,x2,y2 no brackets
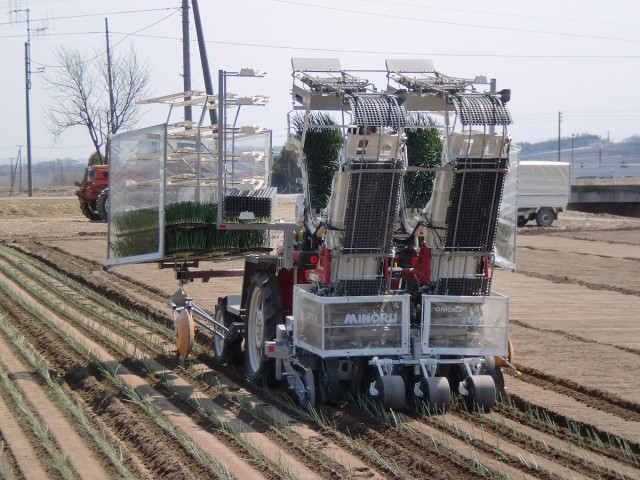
99,32,640,59
356,0,639,29
25,8,180,69
0,7,178,27
110,8,180,50
274,0,640,44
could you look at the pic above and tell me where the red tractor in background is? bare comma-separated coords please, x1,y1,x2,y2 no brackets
76,164,109,221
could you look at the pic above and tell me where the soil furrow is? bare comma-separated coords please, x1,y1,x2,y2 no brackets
0,379,51,480
0,245,389,479
1,203,639,480
0,273,266,479
0,331,114,480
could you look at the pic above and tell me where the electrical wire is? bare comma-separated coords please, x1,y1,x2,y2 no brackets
98,32,640,59
355,0,638,29
26,8,180,69
0,7,179,27
274,0,640,44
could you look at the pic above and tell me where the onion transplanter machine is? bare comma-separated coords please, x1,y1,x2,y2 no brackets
108,58,515,412
216,57,515,412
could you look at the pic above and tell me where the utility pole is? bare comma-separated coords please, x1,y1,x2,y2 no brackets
182,0,192,124
105,18,116,140
9,158,14,195
25,37,32,195
10,6,46,197
557,111,562,162
571,133,575,165
191,0,217,125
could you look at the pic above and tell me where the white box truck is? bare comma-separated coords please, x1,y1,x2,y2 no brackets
517,161,570,227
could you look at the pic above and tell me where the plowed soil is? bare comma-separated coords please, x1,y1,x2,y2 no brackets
0,193,639,479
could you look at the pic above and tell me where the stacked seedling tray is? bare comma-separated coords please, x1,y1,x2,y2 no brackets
110,200,272,262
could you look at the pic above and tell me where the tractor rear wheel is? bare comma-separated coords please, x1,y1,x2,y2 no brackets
96,188,109,222
245,271,281,386
79,201,102,221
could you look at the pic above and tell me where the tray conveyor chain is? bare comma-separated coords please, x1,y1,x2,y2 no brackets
347,95,407,129
450,95,512,127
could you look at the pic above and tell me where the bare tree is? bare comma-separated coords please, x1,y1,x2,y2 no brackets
46,45,151,164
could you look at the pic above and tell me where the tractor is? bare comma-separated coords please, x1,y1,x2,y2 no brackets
76,164,109,221
106,58,516,413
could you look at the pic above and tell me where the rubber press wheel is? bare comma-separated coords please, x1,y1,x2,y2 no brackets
301,367,316,411
464,375,496,412
245,271,282,386
483,356,506,400
419,376,451,413
317,358,341,404
213,298,244,365
375,375,405,410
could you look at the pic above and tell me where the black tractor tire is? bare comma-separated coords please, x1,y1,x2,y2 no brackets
96,188,109,222
79,201,102,221
535,208,555,227
517,216,527,227
213,297,244,365
245,270,282,386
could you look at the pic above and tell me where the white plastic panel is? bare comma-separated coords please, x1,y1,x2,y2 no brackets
385,58,436,73
291,58,342,71
496,148,518,271
107,124,166,265
293,286,410,357
421,294,509,356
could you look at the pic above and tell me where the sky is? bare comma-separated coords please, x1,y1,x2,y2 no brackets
1,0,639,164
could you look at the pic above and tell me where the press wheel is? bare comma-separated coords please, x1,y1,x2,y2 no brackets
213,298,244,365
375,375,405,410
317,358,341,404
419,376,451,412
483,356,506,400
301,367,316,411
464,374,496,412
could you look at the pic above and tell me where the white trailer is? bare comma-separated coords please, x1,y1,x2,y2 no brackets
517,161,570,227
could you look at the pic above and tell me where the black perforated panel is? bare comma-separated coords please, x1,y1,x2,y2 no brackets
443,158,507,252
342,160,403,255
436,277,490,296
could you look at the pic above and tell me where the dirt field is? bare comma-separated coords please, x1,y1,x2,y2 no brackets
0,192,639,479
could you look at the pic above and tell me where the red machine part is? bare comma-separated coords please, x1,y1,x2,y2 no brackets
305,244,330,284
404,243,431,283
76,165,109,202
